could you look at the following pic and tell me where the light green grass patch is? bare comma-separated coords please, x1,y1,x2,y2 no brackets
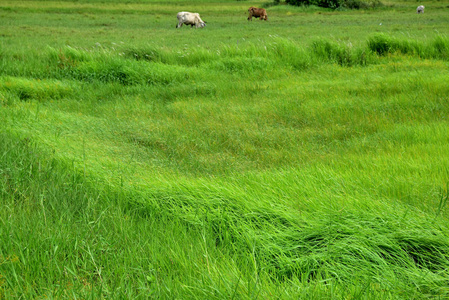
1,0,449,298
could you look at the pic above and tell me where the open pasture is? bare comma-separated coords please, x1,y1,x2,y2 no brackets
1,0,449,298
1,0,449,48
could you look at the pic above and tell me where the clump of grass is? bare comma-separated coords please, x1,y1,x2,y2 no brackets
268,38,313,70
367,33,392,55
431,35,449,59
47,47,199,86
122,46,166,63
73,59,143,85
48,46,92,69
0,76,73,101
310,38,355,66
367,33,449,59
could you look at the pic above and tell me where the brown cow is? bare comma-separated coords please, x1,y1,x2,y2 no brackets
248,7,268,21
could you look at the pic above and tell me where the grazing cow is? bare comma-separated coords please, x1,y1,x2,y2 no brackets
248,7,268,21
176,12,206,28
416,5,425,13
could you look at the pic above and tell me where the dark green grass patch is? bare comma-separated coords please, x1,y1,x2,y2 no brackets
368,33,449,59
0,76,73,102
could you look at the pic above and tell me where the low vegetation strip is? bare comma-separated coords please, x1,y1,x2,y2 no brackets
1,35,448,93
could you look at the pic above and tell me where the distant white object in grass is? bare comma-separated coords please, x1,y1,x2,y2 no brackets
417,5,425,14
379,23,382,25
176,12,206,28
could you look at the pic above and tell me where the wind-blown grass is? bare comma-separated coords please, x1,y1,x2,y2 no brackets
1,0,449,298
2,129,449,298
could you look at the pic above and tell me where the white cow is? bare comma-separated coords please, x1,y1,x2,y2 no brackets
176,12,206,28
417,5,425,14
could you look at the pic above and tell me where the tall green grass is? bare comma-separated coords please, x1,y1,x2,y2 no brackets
0,132,253,298
2,0,449,298
368,33,449,58
2,131,449,298
1,35,447,87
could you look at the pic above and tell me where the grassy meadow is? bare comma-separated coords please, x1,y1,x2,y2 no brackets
1,0,449,298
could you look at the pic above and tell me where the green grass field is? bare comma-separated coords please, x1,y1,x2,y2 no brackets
1,0,449,298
